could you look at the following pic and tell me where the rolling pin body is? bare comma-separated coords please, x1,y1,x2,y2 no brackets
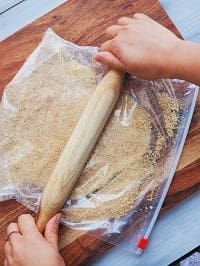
36,69,124,232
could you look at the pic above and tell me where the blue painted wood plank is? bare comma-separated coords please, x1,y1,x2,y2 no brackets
0,0,67,41
160,0,200,42
95,192,200,266
0,0,24,14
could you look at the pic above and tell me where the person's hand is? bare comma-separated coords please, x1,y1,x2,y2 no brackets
95,13,184,80
4,213,65,266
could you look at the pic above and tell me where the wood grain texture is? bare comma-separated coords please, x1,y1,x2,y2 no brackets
0,0,199,265
37,70,124,232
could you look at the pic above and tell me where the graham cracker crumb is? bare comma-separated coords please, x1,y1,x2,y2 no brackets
0,50,180,223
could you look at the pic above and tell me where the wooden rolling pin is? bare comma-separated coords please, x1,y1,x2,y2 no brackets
36,69,124,232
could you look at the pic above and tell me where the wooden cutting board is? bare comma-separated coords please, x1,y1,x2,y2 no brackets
0,0,199,265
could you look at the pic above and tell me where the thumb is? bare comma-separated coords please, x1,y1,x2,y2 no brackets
44,213,61,250
95,51,126,72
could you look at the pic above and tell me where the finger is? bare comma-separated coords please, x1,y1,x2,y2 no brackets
18,214,41,237
133,13,150,21
44,213,61,250
100,39,113,52
4,242,14,266
106,25,123,38
7,223,21,242
4,259,8,266
118,16,134,26
95,51,126,72
4,241,12,257
100,38,121,56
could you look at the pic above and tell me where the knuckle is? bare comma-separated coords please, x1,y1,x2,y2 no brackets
18,214,25,221
113,37,120,46
111,40,118,51
111,38,122,54
110,38,117,48
118,16,129,23
18,213,32,222
105,25,111,33
105,26,113,36
123,25,130,31
133,13,145,20
7,222,16,230
7,223,18,235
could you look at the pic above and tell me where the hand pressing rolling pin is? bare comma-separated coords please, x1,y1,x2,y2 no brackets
96,13,200,85
4,14,200,266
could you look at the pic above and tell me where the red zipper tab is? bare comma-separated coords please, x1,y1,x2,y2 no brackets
137,237,148,250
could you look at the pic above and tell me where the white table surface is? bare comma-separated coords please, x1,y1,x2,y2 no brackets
0,1,199,265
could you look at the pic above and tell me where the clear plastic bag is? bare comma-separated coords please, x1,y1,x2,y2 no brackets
0,29,198,253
